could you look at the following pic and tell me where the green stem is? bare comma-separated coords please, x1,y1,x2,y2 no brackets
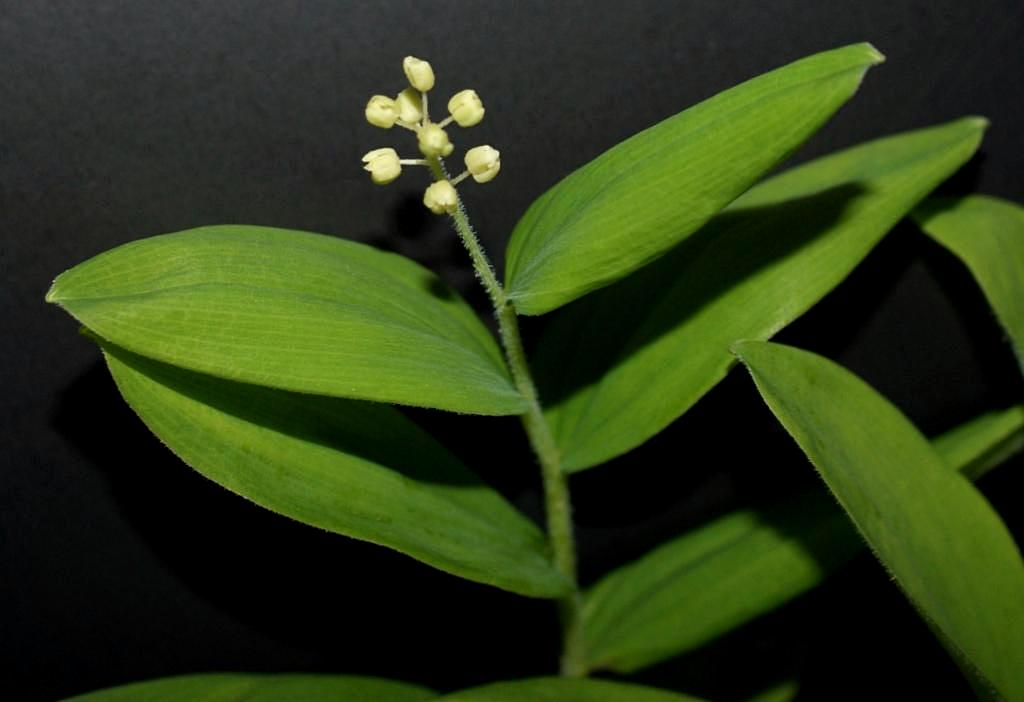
428,157,586,677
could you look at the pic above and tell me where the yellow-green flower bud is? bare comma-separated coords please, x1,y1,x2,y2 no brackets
464,145,501,183
365,95,399,128
361,148,402,184
448,89,485,127
423,180,458,214
417,123,454,158
403,56,435,92
395,88,423,126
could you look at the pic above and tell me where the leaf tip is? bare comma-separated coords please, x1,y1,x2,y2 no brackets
962,115,990,132
859,42,886,66
44,278,62,304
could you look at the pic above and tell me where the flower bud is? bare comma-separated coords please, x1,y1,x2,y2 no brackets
423,180,458,214
403,56,435,92
395,88,423,126
448,89,485,127
464,145,501,183
361,148,402,184
417,123,454,158
365,95,399,128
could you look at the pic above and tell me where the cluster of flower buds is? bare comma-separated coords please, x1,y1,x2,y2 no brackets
361,56,500,214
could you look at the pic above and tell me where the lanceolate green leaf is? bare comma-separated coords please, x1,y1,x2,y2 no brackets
437,678,706,702
913,195,1024,371
99,340,569,599
535,117,986,471
47,226,524,416
65,673,435,702
580,405,1023,673
734,341,1024,700
504,43,884,315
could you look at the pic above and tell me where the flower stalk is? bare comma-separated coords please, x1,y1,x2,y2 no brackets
363,56,585,677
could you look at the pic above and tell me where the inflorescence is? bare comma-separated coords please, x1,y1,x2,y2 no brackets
362,56,500,214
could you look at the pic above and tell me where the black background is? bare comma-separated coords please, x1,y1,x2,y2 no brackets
3,2,1023,700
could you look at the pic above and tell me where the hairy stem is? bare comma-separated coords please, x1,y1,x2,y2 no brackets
428,157,586,676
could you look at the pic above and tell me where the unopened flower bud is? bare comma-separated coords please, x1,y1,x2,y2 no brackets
365,95,399,128
423,180,458,214
403,56,435,92
448,89,485,127
361,148,402,184
395,88,423,126
417,123,454,158
464,145,501,183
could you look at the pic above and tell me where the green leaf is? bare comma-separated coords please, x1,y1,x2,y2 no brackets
581,404,1024,674
504,43,884,316
65,673,435,701
734,340,1024,700
913,195,1024,371
47,225,524,416
98,339,570,599
933,405,1024,481
437,678,707,702
535,117,986,471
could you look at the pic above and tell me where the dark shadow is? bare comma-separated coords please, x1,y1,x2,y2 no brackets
399,405,542,516
427,275,456,300
360,193,434,258
773,218,921,362
360,192,488,311
976,452,1024,544
49,360,557,692
532,183,867,412
929,151,987,199
569,368,822,583
919,227,1024,408
782,187,1023,437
